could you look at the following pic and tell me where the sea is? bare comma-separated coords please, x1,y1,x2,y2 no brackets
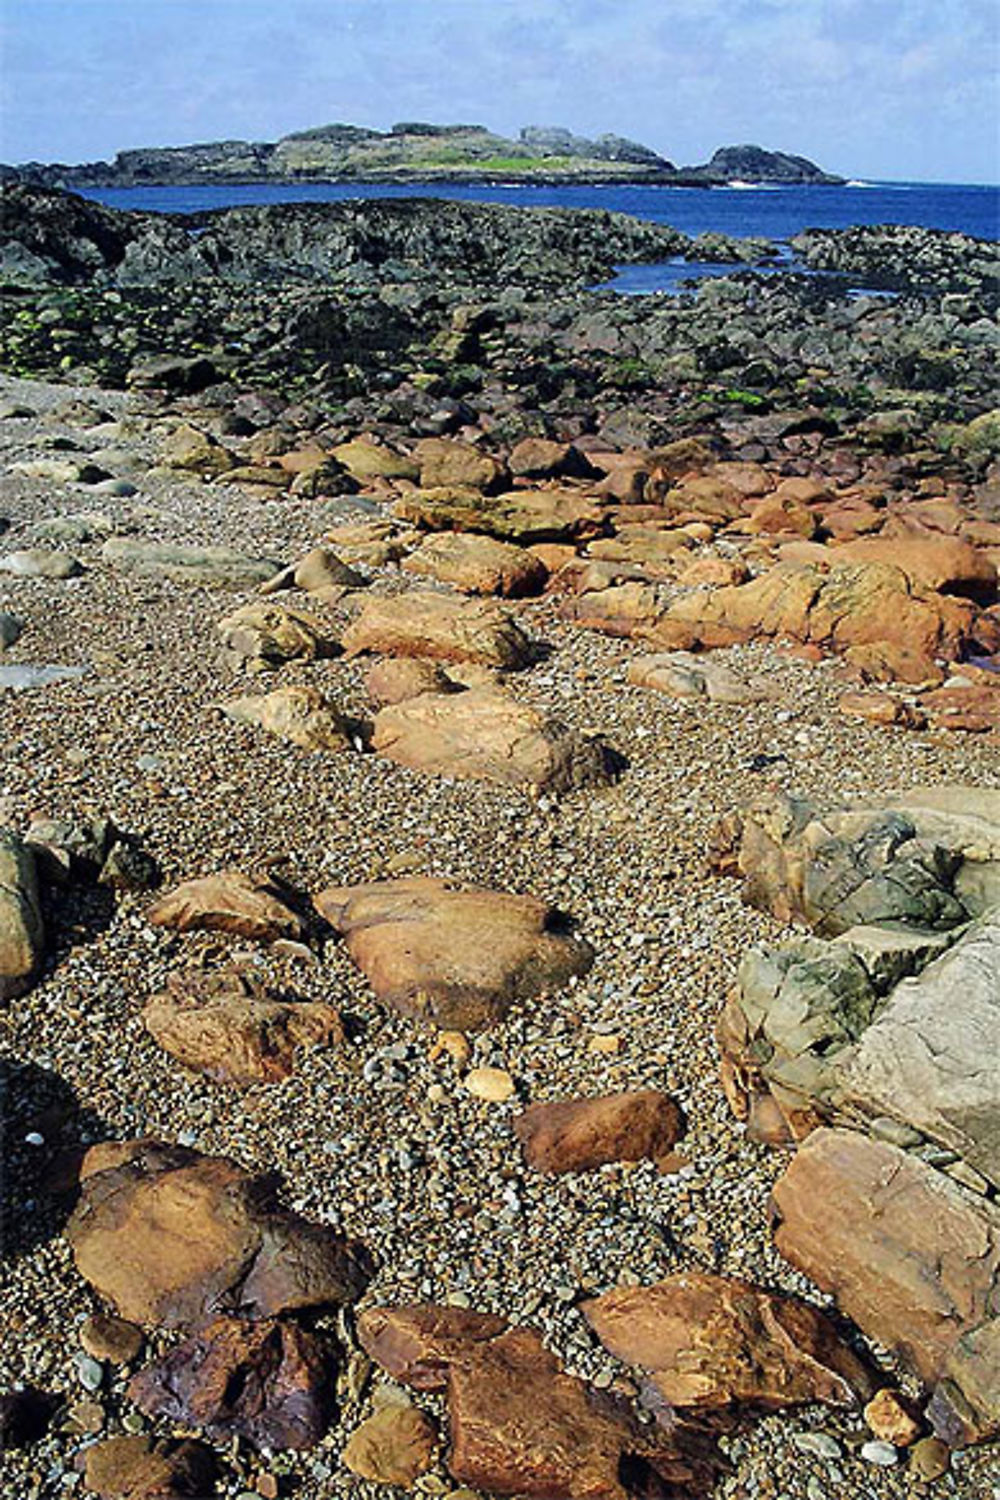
80,179,999,296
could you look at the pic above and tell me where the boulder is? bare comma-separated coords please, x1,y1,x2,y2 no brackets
366,657,454,706
559,582,665,637
142,967,344,1085
67,1140,372,1327
509,437,593,480
772,1129,1000,1445
217,601,331,669
514,1090,683,1174
146,870,304,942
588,527,694,571
329,439,419,483
582,1272,873,1412
0,547,82,579
220,685,353,751
0,830,44,1001
159,423,233,476
80,1435,216,1498
314,877,593,1031
128,1316,334,1450
833,536,996,602
627,652,770,704
395,486,606,544
746,493,818,538
0,611,22,649
342,1405,439,1485
402,532,547,597
414,436,507,492
341,591,532,669
258,546,366,595
371,689,622,792
101,538,281,588
358,1305,508,1390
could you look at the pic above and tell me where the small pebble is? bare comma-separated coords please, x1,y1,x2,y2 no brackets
860,1439,899,1466
464,1067,515,1103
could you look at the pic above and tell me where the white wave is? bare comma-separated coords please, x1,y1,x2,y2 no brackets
846,179,875,188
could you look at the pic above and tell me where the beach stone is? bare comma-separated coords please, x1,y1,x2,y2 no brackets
342,1405,438,1484
67,1139,372,1328
358,1306,718,1498
675,555,750,588
314,877,593,1032
129,1316,334,1451
864,1388,922,1447
147,870,304,942
746,492,818,537
259,546,365,595
79,1435,216,1498
509,437,592,479
0,662,89,691
464,1067,516,1103
0,611,22,648
220,685,353,751
371,689,622,792
515,1090,683,1174
662,473,743,524
142,966,344,1085
0,829,44,1001
366,656,454,706
627,651,769,704
0,547,82,579
589,527,693,570
127,354,220,394
331,439,419,483
159,422,233,475
80,1314,144,1366
837,689,926,729
394,486,606,544
559,582,666,637
772,1128,1000,1445
833,535,996,601
909,1436,951,1480
582,1272,872,1413
414,436,507,492
341,591,532,669
921,677,1000,733
217,601,331,669
402,531,547,597
102,537,280,587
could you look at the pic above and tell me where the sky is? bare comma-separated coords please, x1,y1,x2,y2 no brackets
1,0,998,184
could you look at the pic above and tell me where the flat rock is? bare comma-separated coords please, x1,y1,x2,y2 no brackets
371,688,623,792
342,1404,439,1484
395,485,606,544
128,1316,334,1451
142,966,344,1085
402,532,547,597
159,423,233,475
628,651,770,704
414,436,507,492
772,1128,1000,1445
80,1435,216,1498
357,1305,509,1390
582,1271,873,1412
314,876,593,1031
515,1090,683,1174
341,591,532,668
0,663,89,691
0,829,44,1001
833,536,996,602
102,537,280,587
67,1139,372,1328
559,582,666,637
220,685,353,751
0,547,82,579
146,870,304,942
366,656,454,706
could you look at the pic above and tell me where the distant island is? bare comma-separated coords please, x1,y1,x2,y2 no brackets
2,121,845,189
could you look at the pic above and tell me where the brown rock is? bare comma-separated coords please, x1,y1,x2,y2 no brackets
559,582,666,637
370,689,622,793
217,601,330,669
833,536,996,601
314,877,593,1031
675,556,750,589
129,1316,333,1451
627,652,769,704
142,967,343,1085
341,591,532,669
80,1435,215,1498
66,1139,372,1327
160,423,233,476
402,532,547,597
515,1090,683,1174
909,1435,951,1480
330,439,419,483
662,473,743,525
509,437,593,480
837,690,927,729
357,1304,508,1390
921,678,1000,732
772,1128,1000,1444
0,829,44,1002
366,657,455,706
80,1314,143,1366
589,527,693,571
394,486,606,544
747,493,818,538
342,1404,438,1484
220,684,353,751
582,1272,872,1413
414,437,507,492
146,871,304,942
259,546,365,595
864,1388,922,1447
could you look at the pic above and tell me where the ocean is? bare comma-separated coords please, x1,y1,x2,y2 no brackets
80,179,999,296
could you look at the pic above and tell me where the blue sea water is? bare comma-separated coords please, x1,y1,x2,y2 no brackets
80,178,999,295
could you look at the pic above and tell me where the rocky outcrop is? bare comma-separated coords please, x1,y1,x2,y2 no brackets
684,144,844,185
314,877,593,1031
792,224,1000,295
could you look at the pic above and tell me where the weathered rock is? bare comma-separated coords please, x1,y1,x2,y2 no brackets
371,689,623,792
395,486,606,544
341,591,532,668
217,601,331,669
0,547,82,579
515,1090,683,1174
129,1316,334,1451
102,538,280,588
559,582,666,637
509,437,593,480
402,532,547,597
414,437,507,492
127,353,220,394
331,439,419,483
0,829,44,1001
0,611,22,648
772,1129,1000,1445
628,651,770,704
146,871,304,942
79,1435,216,1498
589,527,693,571
24,815,157,890
80,1313,144,1366
863,1388,922,1447
746,492,818,538
833,536,996,602
675,555,750,589
258,545,365,595
67,1139,372,1327
220,685,353,751
314,877,593,1031
342,1404,439,1485
142,966,344,1084
837,689,927,729
922,675,1000,733
159,423,233,475
366,656,454,706
582,1272,873,1412
358,1305,719,1498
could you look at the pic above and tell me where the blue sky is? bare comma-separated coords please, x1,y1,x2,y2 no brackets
2,0,998,183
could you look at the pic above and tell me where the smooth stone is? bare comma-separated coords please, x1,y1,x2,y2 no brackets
0,612,22,648
464,1067,516,1103
860,1439,899,1466
0,664,88,691
0,548,82,579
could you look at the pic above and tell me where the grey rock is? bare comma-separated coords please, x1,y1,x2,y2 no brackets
0,548,82,579
101,537,281,587
0,612,22,648
0,664,88,691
